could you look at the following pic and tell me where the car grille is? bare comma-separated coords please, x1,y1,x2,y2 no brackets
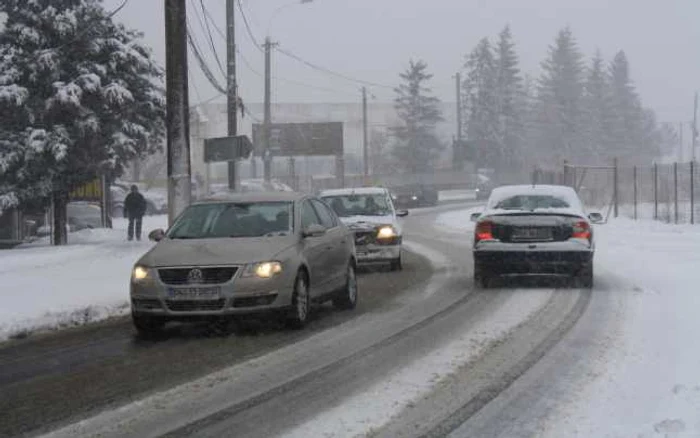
132,298,163,310
354,230,376,246
158,267,238,285
165,299,226,312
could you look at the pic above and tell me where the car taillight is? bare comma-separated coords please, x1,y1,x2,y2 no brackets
571,220,591,239
475,220,494,242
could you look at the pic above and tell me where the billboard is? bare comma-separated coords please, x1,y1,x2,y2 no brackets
70,178,103,202
204,135,253,162
252,122,343,157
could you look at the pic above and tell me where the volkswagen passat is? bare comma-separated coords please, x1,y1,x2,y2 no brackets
130,192,357,335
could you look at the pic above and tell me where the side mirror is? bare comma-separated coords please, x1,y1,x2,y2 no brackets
148,229,166,242
396,210,409,217
470,212,482,222
302,224,327,238
588,212,604,224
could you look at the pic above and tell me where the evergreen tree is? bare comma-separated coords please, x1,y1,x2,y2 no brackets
581,50,612,161
0,0,165,244
391,60,444,173
463,38,499,170
608,50,646,162
534,27,585,165
494,26,524,172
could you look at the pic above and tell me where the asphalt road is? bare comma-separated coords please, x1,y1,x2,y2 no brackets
1,201,611,438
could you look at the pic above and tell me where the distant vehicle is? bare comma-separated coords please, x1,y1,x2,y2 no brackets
470,185,603,288
320,187,408,271
36,202,103,236
112,182,164,216
130,192,357,336
475,179,496,201
390,184,439,208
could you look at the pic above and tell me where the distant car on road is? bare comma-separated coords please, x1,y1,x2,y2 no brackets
320,187,408,271
390,185,439,209
130,192,357,336
471,185,603,288
475,179,496,201
36,202,103,236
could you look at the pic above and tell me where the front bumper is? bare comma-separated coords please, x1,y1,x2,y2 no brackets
356,243,401,264
130,268,295,319
474,241,593,275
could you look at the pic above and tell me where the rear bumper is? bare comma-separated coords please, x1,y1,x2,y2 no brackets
474,248,593,275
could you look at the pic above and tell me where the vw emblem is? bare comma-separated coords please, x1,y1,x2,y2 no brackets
187,268,204,284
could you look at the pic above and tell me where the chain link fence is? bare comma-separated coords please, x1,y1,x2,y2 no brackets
551,161,699,224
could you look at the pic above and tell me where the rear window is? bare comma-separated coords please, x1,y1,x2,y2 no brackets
492,195,571,211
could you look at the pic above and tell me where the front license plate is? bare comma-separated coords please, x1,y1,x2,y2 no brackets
512,227,551,240
167,287,221,300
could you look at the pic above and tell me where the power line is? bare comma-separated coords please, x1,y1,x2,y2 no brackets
275,46,394,90
186,21,226,94
191,0,226,78
236,0,262,51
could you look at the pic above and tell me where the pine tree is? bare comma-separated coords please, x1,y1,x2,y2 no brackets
463,38,499,170
581,50,612,162
494,26,524,173
607,50,644,162
534,27,585,165
0,0,165,244
391,60,444,173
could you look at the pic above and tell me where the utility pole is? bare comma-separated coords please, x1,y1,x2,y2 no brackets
226,0,238,190
679,121,684,162
164,0,191,226
263,37,276,182
693,91,698,163
362,86,369,179
456,72,462,143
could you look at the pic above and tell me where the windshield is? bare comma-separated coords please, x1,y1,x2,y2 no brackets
167,202,293,239
493,195,571,211
322,194,392,217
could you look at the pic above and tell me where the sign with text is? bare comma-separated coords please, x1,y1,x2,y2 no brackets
70,178,103,202
252,122,343,157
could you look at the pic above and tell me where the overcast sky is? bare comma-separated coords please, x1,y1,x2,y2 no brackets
105,0,699,124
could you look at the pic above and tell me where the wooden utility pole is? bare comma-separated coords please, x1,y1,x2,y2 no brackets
456,72,462,143
164,0,191,226
226,0,238,190
362,87,369,179
693,91,698,163
263,37,276,182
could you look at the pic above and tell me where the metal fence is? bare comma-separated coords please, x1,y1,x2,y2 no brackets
542,161,700,224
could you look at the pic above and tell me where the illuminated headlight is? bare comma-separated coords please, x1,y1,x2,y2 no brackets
411,196,418,200
132,266,150,281
243,261,283,279
377,226,397,239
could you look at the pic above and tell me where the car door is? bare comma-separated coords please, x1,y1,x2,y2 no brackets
300,199,330,297
311,198,347,290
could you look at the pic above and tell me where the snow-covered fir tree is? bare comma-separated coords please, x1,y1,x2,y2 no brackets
0,0,165,244
391,60,444,173
581,50,612,162
494,25,524,173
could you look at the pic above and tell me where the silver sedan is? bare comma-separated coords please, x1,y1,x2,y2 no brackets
130,192,358,335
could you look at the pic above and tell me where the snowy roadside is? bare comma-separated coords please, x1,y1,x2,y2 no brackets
539,219,700,438
438,189,476,202
0,215,167,341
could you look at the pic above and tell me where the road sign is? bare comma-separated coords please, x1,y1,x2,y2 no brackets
204,135,253,162
252,122,343,157
70,178,103,202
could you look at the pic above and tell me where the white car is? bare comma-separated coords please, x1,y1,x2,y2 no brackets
320,187,409,271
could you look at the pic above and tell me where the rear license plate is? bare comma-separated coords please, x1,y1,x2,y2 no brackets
512,227,552,240
167,287,221,300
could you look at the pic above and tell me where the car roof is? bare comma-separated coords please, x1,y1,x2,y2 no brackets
194,191,306,204
320,187,388,196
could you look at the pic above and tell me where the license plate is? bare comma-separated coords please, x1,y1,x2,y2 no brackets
167,287,221,300
512,227,551,240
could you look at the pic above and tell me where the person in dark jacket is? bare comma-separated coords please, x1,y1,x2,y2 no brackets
123,185,147,241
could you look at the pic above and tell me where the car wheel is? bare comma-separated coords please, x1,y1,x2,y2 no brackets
333,263,358,310
574,263,594,289
390,255,403,271
474,263,491,288
286,271,310,329
132,314,165,337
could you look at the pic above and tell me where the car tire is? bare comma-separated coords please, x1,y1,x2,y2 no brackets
474,263,491,289
132,314,165,337
574,263,594,289
390,255,403,271
286,271,310,329
333,263,358,310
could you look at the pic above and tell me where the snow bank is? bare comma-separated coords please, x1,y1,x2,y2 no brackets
540,218,700,438
0,215,167,341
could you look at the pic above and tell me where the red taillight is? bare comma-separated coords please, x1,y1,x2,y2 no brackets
475,221,494,242
572,220,591,239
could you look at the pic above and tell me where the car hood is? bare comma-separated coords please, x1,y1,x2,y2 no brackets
338,215,401,233
137,236,296,267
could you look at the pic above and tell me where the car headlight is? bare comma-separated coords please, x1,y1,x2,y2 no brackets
243,261,283,279
411,196,418,200
132,266,150,280
377,226,397,239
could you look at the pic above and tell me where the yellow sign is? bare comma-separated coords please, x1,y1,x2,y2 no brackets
70,178,103,201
